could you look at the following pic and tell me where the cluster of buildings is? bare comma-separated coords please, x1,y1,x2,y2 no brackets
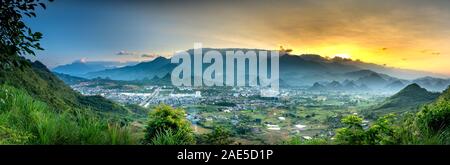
72,82,386,110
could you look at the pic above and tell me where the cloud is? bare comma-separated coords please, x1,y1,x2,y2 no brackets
431,52,441,55
74,57,88,63
420,50,441,55
116,51,140,56
141,54,158,58
116,51,160,58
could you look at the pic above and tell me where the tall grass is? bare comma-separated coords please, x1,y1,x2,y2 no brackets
150,129,195,145
396,101,450,145
0,85,136,144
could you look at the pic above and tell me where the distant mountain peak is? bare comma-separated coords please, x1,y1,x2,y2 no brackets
403,83,422,89
345,69,378,78
78,47,444,85
412,76,450,92
389,83,440,102
392,83,428,97
309,82,326,91
385,80,406,91
153,56,168,61
368,72,382,78
372,83,440,114
358,69,374,73
53,61,138,77
298,54,326,62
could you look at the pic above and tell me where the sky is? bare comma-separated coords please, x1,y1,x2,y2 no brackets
25,0,450,75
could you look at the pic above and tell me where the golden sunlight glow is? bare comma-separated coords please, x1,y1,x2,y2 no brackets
145,0,450,76
291,44,370,61
333,54,351,59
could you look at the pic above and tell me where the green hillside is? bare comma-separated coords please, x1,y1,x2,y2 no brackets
0,56,150,144
0,1,146,145
371,83,440,114
53,72,89,85
437,86,450,101
0,84,136,144
398,85,450,144
322,85,450,145
0,56,130,115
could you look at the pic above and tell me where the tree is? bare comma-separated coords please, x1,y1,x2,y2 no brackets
234,113,253,135
334,114,398,145
416,101,450,133
144,104,194,145
334,115,366,145
365,114,398,144
201,126,233,145
1,0,52,58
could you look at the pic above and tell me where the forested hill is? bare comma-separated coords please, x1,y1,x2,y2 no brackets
0,55,128,114
371,83,440,114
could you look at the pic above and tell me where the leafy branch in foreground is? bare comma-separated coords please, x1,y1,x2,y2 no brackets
1,0,53,58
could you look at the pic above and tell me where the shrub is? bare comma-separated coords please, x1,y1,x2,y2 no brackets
144,104,194,145
198,126,233,145
416,101,450,133
151,129,195,145
334,114,398,145
334,115,366,145
364,114,399,145
397,99,450,144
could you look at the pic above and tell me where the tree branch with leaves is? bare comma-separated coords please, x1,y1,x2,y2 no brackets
1,0,52,58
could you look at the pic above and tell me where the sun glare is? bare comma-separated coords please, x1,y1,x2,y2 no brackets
333,54,351,59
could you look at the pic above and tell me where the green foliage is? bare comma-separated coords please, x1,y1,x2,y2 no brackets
198,127,233,145
144,104,194,145
397,97,450,144
351,85,450,145
105,123,135,145
416,101,450,133
334,93,450,145
0,52,139,145
78,95,128,114
283,137,329,145
125,103,150,116
341,115,363,128
0,84,136,144
0,0,52,59
151,129,195,145
334,114,398,145
334,115,366,145
234,114,253,135
0,125,34,144
0,58,128,116
364,114,398,144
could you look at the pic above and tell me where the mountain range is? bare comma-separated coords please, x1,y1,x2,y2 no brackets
52,48,450,92
83,56,175,80
52,60,138,77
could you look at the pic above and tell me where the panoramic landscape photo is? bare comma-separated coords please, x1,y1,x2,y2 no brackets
1,0,450,145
